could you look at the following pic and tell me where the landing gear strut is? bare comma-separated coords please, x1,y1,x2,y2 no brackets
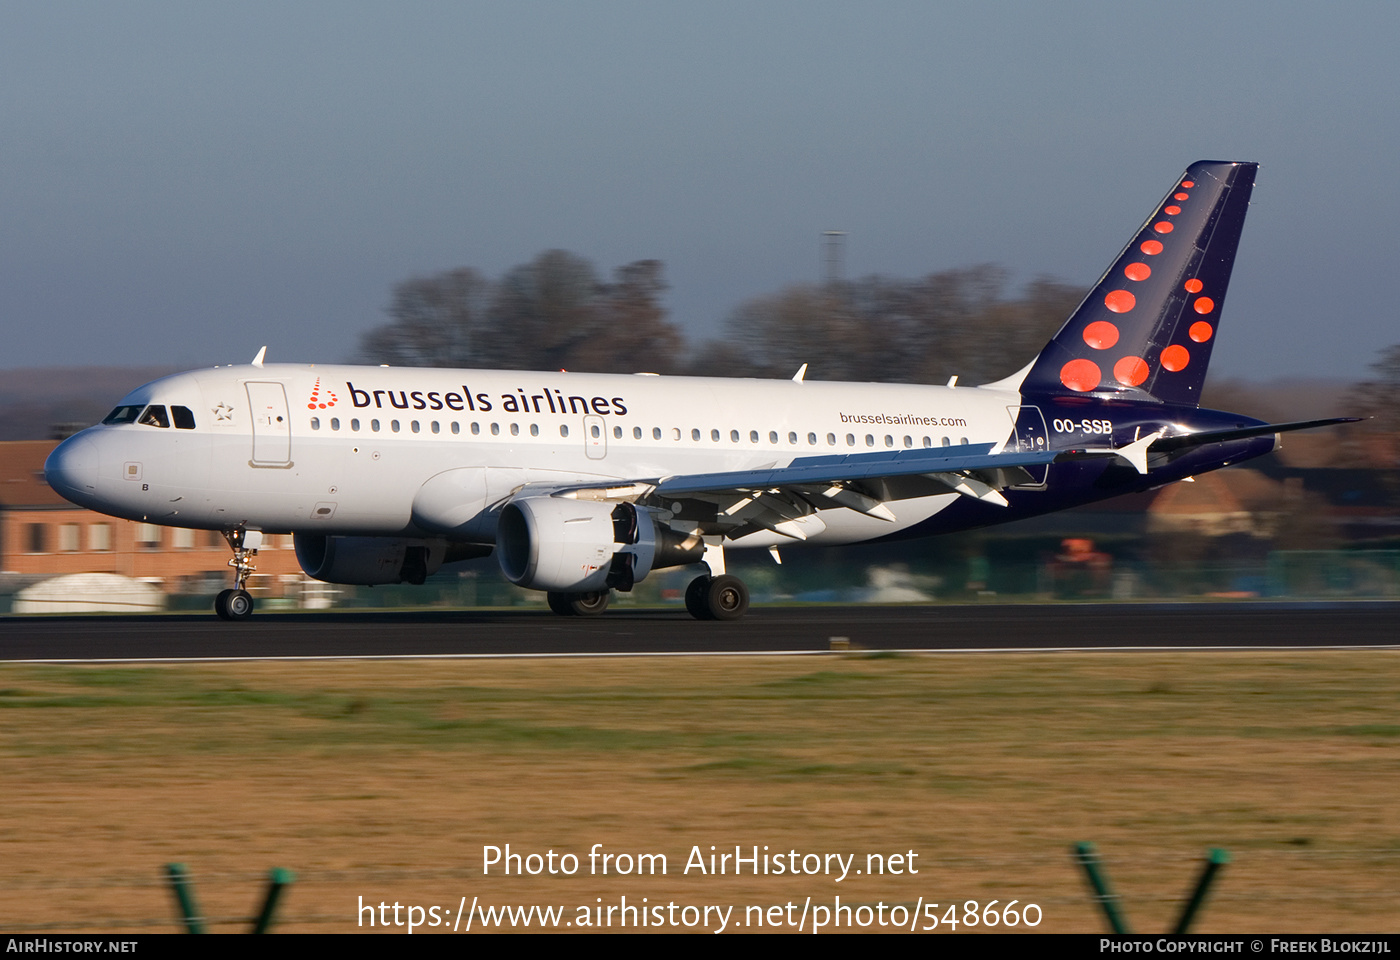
215,528,258,621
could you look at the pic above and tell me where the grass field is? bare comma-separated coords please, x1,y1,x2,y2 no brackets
1,651,1397,933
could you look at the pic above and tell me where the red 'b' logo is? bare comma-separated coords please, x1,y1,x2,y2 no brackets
307,379,339,410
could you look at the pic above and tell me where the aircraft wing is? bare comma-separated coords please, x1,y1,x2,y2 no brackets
639,443,1080,538
549,418,1357,542
655,443,1059,496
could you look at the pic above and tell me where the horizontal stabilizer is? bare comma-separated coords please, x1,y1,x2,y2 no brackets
1151,417,1361,453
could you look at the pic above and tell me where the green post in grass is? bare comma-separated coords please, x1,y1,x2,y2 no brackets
1172,848,1229,934
1073,842,1130,934
164,863,205,934
251,868,295,934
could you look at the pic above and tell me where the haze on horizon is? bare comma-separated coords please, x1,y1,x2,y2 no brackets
2,2,1396,383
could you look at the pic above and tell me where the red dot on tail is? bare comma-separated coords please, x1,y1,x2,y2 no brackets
1194,296,1215,314
1189,321,1213,342
1161,345,1190,371
1165,205,1181,215
1185,279,1203,293
1174,192,1189,201
307,403,317,410
1154,221,1174,234
1083,320,1120,349
1182,180,1194,188
1104,290,1136,313
1114,356,1149,386
1124,262,1151,281
1060,359,1102,392
1140,240,1163,255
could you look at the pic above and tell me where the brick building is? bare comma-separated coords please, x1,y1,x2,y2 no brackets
0,440,310,599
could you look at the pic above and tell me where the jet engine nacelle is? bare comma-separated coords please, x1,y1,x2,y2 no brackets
294,534,448,586
496,497,704,593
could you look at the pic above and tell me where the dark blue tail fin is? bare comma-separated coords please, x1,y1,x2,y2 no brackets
1019,161,1256,406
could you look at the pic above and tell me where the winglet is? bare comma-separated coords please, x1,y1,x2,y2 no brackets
792,363,808,383
251,346,267,368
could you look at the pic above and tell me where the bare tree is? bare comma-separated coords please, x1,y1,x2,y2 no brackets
357,267,489,367
703,266,1082,385
356,253,685,374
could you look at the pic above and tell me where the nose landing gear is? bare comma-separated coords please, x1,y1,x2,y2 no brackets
215,528,258,621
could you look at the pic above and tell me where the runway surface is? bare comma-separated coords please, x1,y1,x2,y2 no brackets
0,602,1396,661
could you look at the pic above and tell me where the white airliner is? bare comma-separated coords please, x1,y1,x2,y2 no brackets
45,161,1350,620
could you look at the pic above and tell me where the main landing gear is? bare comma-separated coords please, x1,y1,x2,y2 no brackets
546,590,611,617
214,528,258,621
684,574,749,621
683,539,748,621
542,539,751,621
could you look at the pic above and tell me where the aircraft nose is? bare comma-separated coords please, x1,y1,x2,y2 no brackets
45,435,100,504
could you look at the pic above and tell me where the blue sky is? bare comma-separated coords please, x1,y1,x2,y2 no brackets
2,2,1396,381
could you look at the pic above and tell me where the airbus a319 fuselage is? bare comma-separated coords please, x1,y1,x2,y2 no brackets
44,161,1350,620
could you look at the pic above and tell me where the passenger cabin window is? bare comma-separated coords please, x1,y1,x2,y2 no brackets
172,405,196,429
138,405,170,428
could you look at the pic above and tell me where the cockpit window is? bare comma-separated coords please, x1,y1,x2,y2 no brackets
138,405,170,428
103,405,143,424
172,405,196,429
